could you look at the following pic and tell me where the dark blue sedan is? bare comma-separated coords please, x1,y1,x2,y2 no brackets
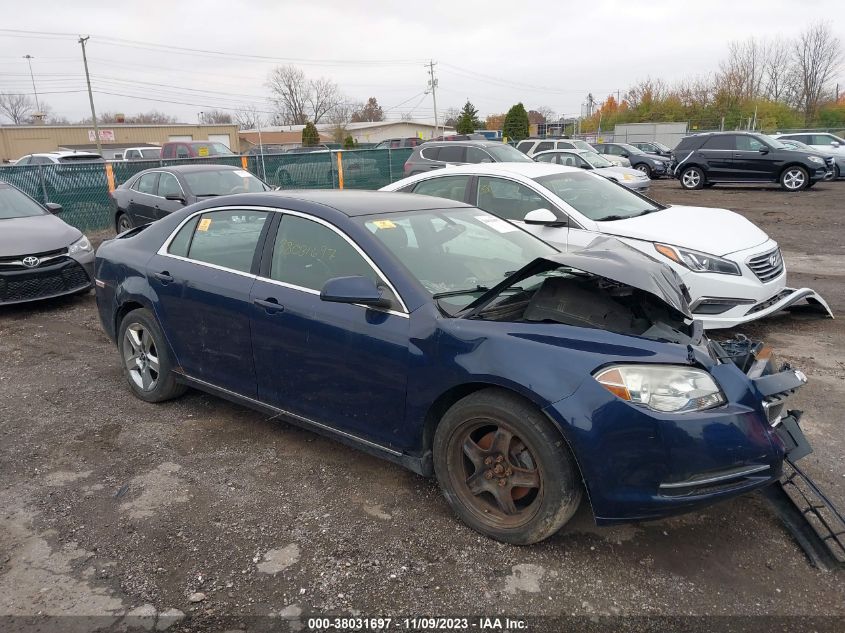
94,191,810,544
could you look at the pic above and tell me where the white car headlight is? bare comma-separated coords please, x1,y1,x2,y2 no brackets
654,243,741,275
807,155,824,164
594,365,726,413
68,235,93,255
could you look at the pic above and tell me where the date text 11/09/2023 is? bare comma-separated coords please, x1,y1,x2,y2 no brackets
306,617,527,631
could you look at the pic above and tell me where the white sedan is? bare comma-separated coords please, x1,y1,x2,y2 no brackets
380,163,832,329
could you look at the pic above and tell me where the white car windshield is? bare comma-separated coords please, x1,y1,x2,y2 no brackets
570,140,594,151
140,149,160,158
581,151,614,168
0,185,47,219
360,207,556,313
533,172,663,222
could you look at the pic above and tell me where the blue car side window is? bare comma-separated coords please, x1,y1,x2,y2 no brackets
184,210,269,273
270,215,378,291
167,216,200,257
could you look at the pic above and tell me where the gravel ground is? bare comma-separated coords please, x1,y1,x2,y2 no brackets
1,179,844,632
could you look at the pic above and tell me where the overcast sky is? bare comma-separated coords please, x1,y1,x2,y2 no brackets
1,0,843,125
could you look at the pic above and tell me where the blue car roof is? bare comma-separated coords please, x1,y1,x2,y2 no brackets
248,190,471,217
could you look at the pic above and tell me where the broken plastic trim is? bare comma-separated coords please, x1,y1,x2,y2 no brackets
762,459,845,570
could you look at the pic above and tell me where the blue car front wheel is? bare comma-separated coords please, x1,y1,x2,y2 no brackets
434,388,583,545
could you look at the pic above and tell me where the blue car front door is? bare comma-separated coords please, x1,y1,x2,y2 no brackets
249,213,411,449
149,208,271,398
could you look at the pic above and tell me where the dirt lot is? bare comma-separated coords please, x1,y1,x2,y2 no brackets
1,179,844,632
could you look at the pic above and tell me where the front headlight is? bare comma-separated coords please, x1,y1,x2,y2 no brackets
623,173,634,181
652,159,663,166
594,364,726,413
654,243,741,275
68,235,93,255
806,155,824,164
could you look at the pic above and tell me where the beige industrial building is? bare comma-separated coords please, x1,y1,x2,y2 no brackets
0,124,240,162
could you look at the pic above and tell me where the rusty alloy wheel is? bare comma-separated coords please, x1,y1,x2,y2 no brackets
447,418,543,528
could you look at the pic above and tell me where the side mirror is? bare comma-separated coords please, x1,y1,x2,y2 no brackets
523,208,565,226
320,275,390,308
620,151,629,158
831,141,841,147
758,148,769,154
579,164,591,169
165,193,186,204
45,202,63,214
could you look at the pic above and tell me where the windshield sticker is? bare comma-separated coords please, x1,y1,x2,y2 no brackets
475,214,517,233
373,220,397,229
233,169,252,178
197,218,212,232
197,146,209,157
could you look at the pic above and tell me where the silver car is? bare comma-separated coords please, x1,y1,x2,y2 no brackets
533,149,651,191
0,181,94,305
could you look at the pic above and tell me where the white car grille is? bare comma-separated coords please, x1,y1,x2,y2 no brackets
747,248,784,282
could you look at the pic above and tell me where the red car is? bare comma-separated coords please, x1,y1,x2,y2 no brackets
160,141,234,159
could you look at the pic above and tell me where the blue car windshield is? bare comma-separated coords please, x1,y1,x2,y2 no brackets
360,207,557,314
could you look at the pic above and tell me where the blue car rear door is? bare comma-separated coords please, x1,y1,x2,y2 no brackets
148,207,272,398
249,211,411,449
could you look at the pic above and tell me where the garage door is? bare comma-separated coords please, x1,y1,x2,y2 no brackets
168,135,193,142
208,134,231,149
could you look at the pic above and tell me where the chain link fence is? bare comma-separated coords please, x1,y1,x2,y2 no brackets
0,148,414,232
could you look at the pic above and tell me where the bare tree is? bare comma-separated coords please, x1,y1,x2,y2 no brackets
199,109,233,124
268,65,310,124
234,105,263,130
267,65,344,125
717,38,768,101
326,102,354,126
535,106,557,123
308,77,342,124
0,92,35,124
443,107,460,128
793,22,843,124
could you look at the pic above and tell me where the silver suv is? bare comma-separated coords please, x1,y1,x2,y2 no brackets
402,140,533,177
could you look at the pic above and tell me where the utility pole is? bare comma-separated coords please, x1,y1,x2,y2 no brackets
426,61,439,136
22,55,40,113
78,36,102,155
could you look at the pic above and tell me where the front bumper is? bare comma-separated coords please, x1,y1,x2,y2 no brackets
0,250,94,306
693,286,834,329
546,357,810,524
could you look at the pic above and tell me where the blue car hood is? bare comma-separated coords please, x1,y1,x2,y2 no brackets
464,236,693,320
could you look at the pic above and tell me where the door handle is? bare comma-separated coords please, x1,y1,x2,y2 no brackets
254,298,284,313
153,271,174,284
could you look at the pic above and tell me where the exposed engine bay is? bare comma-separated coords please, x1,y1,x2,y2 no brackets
474,270,696,345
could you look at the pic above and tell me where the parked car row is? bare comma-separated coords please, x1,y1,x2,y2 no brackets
0,150,834,546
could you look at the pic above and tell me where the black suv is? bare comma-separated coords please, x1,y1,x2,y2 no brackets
673,132,833,191
592,142,671,178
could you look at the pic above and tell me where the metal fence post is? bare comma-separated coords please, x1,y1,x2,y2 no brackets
388,148,393,183
37,164,48,203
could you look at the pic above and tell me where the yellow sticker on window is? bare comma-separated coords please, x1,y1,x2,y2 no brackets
373,220,397,229
197,146,209,157
197,218,212,232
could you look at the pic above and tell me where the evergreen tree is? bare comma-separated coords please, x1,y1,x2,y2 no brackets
455,100,482,134
502,103,530,141
343,135,355,149
302,121,320,146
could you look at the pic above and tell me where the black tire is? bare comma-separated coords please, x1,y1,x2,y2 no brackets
116,212,133,234
117,308,186,403
780,166,809,191
805,180,816,189
433,388,582,545
835,164,841,180
635,163,652,178
680,166,705,190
